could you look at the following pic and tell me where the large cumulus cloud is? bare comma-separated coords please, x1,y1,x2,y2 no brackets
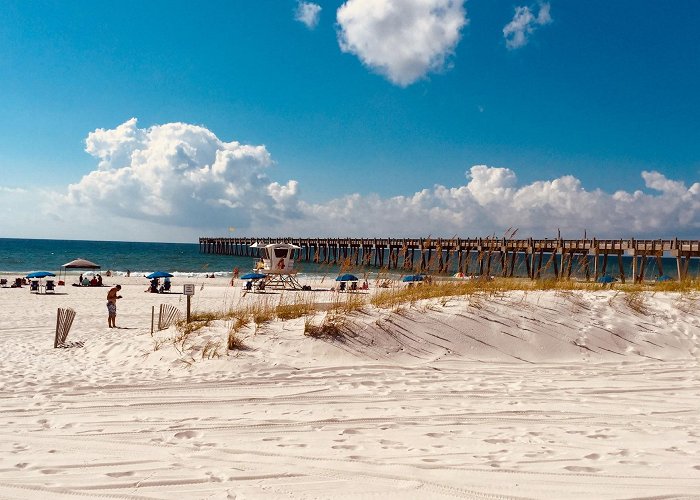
291,166,700,238
336,0,468,86
66,118,301,231
54,119,700,240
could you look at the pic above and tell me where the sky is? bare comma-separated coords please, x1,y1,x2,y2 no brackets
0,0,699,242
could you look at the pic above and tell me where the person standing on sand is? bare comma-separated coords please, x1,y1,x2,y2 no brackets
106,285,122,328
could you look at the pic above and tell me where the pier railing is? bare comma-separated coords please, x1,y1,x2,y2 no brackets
199,237,700,282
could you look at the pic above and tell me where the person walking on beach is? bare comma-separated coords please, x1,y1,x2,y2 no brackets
106,285,122,328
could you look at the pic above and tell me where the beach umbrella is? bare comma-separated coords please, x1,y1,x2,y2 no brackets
336,273,359,282
240,272,266,280
145,271,174,279
26,271,56,279
656,274,673,282
596,275,616,284
63,258,100,269
402,274,425,283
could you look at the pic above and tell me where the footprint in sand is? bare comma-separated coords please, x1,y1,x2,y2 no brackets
586,433,615,439
584,453,601,460
174,430,200,439
106,471,135,478
564,466,601,473
484,438,512,444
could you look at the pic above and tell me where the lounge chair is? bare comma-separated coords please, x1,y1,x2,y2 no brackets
162,281,171,292
0,278,7,287
29,280,40,292
339,282,346,292
45,280,56,293
245,281,253,291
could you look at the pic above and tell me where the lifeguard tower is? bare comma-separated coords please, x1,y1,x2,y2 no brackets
250,242,302,289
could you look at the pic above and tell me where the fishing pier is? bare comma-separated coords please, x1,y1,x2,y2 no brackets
199,237,700,282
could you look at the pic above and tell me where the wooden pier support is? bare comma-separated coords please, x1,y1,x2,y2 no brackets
198,237,700,282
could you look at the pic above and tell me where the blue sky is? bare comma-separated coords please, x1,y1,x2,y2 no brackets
0,0,698,241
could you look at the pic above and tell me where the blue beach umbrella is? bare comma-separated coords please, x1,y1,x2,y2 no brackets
146,271,174,279
656,274,673,282
336,273,359,282
402,274,425,283
26,271,56,279
240,272,266,280
596,275,616,284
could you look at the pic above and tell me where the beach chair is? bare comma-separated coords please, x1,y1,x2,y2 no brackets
350,282,357,291
0,278,7,287
339,282,346,292
12,278,22,288
30,280,40,292
245,281,253,291
256,281,266,293
162,280,171,292
45,280,56,293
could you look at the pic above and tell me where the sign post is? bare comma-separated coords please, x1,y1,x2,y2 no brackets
183,284,195,323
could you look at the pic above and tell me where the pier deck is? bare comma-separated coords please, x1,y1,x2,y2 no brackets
199,237,700,282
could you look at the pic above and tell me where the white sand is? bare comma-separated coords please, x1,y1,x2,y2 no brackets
1,276,699,499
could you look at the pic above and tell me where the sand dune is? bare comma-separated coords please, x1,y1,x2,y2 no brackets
1,277,699,498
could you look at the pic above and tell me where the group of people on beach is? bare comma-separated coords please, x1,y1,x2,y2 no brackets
78,274,103,287
144,277,171,293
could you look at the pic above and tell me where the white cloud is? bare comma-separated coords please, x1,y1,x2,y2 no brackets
3,119,698,242
65,118,301,233
336,0,468,86
0,186,27,194
503,3,552,50
285,166,700,238
295,2,322,29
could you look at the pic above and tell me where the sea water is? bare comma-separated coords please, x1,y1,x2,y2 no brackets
0,238,250,277
0,237,695,280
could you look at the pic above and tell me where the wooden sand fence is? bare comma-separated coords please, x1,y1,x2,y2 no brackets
54,308,76,348
151,304,181,334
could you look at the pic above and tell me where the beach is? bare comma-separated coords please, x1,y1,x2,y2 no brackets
1,276,699,499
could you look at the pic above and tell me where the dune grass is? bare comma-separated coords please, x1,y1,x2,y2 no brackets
304,314,348,340
162,276,699,357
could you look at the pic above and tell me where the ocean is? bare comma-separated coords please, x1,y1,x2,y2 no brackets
0,238,250,277
0,237,695,280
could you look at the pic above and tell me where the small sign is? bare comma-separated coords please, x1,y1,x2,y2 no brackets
183,284,195,296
